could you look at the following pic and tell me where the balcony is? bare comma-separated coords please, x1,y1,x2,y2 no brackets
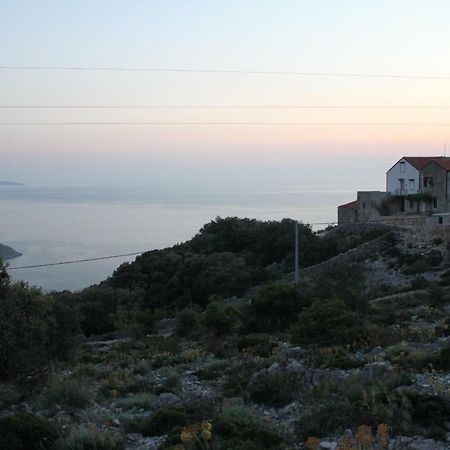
394,188,408,195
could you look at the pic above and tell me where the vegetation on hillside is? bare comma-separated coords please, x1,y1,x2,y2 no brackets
1,218,450,449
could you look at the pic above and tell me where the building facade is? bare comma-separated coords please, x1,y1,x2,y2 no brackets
338,156,450,225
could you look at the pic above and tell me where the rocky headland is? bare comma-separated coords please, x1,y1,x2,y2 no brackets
0,243,22,260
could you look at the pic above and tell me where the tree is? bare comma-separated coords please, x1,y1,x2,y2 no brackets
290,299,364,347
245,283,303,332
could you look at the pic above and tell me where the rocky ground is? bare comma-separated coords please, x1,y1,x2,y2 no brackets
3,223,450,449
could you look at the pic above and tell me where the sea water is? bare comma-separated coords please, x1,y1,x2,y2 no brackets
0,184,352,291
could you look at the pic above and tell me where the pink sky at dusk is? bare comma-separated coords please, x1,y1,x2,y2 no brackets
2,1,450,189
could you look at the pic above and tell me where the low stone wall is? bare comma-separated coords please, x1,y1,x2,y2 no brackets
284,233,391,282
379,215,427,226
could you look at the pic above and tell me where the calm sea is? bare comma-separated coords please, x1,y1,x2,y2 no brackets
0,184,352,292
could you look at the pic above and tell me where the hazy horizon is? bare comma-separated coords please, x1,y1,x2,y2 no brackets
2,1,450,188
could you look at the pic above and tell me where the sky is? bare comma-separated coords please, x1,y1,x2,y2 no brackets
1,0,450,190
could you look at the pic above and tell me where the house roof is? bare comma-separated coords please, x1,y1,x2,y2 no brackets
338,200,357,209
426,159,450,171
403,156,449,170
387,156,450,173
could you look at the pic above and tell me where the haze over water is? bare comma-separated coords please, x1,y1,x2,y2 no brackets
3,1,450,291
1,183,352,291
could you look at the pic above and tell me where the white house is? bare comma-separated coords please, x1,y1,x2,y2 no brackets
386,156,445,195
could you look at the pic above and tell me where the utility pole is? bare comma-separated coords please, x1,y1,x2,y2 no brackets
294,221,299,283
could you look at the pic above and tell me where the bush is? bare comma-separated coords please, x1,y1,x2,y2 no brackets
426,284,448,308
126,405,188,436
236,334,277,357
308,264,367,313
402,257,431,275
71,286,145,336
202,301,240,336
245,284,302,332
290,299,364,347
213,413,285,450
176,307,201,336
309,347,363,369
435,346,450,370
0,382,21,408
112,393,156,410
247,370,300,407
197,358,229,380
0,281,79,380
408,392,450,439
111,249,264,310
39,377,91,411
57,426,123,450
0,413,58,450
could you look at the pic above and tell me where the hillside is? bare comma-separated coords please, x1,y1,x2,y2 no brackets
0,243,22,260
1,218,450,449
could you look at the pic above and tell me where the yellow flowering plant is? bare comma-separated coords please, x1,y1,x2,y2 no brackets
179,420,213,450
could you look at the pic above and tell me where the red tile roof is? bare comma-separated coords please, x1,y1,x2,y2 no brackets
428,159,450,171
338,200,357,209
403,156,449,170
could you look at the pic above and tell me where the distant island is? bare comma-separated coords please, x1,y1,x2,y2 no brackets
0,244,22,260
0,181,24,186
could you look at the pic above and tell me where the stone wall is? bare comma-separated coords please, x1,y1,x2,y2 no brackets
284,232,391,282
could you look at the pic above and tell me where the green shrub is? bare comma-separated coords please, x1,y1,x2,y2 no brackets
440,270,450,286
57,426,123,450
202,301,240,336
402,256,431,275
408,392,450,439
0,282,77,380
309,347,363,369
0,273,80,380
247,371,299,407
410,275,430,290
426,284,449,308
0,413,58,450
435,346,450,370
236,333,277,357
71,286,145,336
223,362,259,398
176,307,201,336
125,405,188,436
112,392,156,410
213,413,285,450
308,263,367,313
290,299,364,347
39,377,91,411
294,391,354,439
245,284,302,332
0,382,21,408
196,358,230,380
219,402,262,426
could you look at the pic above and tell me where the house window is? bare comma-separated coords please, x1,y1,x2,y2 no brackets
362,202,366,208
439,217,443,224
409,200,414,209
424,177,433,187
433,198,438,208
400,161,405,173
409,179,415,191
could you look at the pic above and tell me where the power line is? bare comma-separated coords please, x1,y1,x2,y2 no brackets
1,122,450,126
7,252,144,270
7,222,337,270
2,105,450,109
1,65,450,80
